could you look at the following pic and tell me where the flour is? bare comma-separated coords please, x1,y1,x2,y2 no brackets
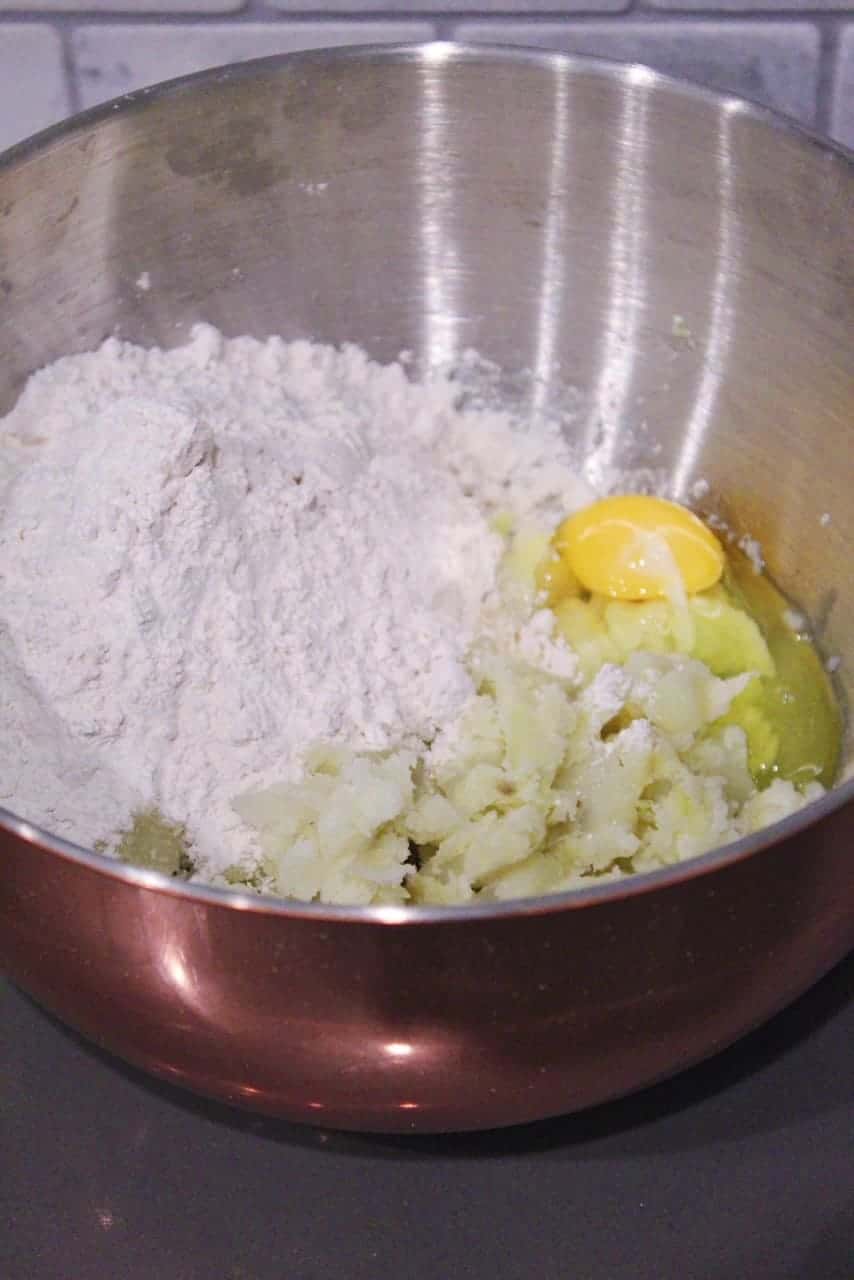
0,325,589,873
581,664,631,734
515,609,579,681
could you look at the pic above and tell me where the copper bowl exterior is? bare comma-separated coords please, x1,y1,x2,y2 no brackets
0,45,852,1132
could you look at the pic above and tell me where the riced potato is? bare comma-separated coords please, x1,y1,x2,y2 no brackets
230,529,823,906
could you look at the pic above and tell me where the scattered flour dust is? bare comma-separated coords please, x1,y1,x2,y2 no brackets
0,324,592,873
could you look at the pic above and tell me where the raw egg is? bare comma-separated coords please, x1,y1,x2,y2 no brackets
556,495,725,601
534,551,579,607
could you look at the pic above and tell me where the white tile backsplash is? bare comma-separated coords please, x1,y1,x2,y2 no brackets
71,21,435,108
0,8,849,151
0,25,70,151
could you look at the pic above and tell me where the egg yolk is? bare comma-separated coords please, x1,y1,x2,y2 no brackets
556,495,725,601
534,551,580,607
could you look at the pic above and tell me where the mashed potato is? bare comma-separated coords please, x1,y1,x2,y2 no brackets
229,532,823,906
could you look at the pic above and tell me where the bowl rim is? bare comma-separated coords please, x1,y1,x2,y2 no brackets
0,40,851,925
1,39,853,175
2,782,850,924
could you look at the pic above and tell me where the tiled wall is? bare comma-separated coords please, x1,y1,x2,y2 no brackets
0,3,852,154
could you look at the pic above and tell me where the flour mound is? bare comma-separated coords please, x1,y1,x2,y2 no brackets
0,326,587,870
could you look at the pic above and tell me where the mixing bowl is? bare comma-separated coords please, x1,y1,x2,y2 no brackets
0,44,851,1133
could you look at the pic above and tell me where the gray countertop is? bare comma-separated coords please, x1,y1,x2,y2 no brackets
3,959,852,1280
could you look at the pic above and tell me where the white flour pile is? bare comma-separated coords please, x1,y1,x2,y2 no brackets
0,324,591,870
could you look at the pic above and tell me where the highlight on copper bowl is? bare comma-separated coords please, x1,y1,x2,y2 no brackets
0,44,851,1133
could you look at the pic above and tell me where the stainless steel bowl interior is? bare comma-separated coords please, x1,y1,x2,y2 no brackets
0,43,852,918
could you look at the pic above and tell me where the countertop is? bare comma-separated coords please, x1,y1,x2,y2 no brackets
3,958,852,1280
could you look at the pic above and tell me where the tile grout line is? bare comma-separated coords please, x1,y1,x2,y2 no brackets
814,14,839,135
57,22,83,113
